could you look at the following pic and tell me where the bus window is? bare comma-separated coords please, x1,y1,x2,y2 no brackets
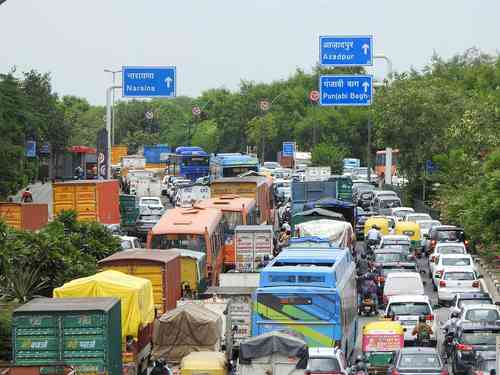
151,234,207,253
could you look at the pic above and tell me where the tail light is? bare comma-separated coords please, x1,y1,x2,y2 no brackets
440,369,449,375
391,369,400,375
456,343,473,351
430,256,436,263
426,314,434,321
378,276,385,283
464,240,469,247
439,280,446,288
472,281,480,288
431,239,437,248
475,371,484,375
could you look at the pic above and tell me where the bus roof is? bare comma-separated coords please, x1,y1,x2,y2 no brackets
194,196,256,212
272,249,347,263
151,207,223,236
175,146,204,153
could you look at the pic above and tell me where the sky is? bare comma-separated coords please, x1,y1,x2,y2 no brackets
1,0,498,105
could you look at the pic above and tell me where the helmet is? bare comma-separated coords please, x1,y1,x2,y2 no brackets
372,224,377,229
361,253,366,259
451,311,459,319
355,354,366,364
419,315,426,323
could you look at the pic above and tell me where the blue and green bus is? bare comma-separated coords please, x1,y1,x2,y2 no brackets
165,146,209,181
210,153,259,179
252,249,357,354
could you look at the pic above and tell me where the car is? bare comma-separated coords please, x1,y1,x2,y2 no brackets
466,351,497,375
135,213,162,239
379,235,412,257
404,213,432,223
388,347,446,375
449,292,494,316
383,272,424,305
373,196,402,215
161,175,170,195
437,268,482,306
427,225,466,254
451,322,500,375
457,304,500,324
116,235,141,250
390,207,415,222
429,242,467,269
357,190,375,209
374,248,416,269
138,196,165,215
431,253,474,289
307,347,349,375
416,219,441,251
385,295,438,345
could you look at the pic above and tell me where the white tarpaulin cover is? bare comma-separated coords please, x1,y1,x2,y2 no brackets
296,219,353,249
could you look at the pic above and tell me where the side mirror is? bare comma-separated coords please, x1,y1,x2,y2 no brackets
477,274,483,279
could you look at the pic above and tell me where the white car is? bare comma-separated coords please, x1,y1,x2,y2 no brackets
385,295,437,345
138,196,165,215
308,347,349,375
428,242,467,269
431,253,474,288
116,235,141,250
457,304,500,324
404,213,432,223
390,207,415,222
379,235,411,257
383,272,425,305
437,267,482,305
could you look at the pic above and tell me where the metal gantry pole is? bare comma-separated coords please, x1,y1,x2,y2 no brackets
106,85,121,179
104,69,121,145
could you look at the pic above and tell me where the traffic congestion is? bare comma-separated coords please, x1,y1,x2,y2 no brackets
1,148,498,375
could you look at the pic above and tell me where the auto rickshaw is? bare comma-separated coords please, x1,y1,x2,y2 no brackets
395,221,422,253
180,351,228,375
362,321,404,375
364,216,390,237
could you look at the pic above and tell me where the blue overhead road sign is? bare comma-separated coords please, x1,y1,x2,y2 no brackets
122,66,176,98
320,35,373,66
282,142,295,157
319,75,373,106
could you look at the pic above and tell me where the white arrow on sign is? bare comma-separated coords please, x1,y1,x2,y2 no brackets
165,77,173,88
362,81,370,93
362,43,370,55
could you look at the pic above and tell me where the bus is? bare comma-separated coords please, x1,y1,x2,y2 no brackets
147,207,225,286
252,249,357,354
375,149,399,178
194,195,257,269
210,153,259,179
210,176,274,226
165,146,210,181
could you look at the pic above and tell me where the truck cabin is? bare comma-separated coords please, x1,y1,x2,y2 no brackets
147,207,224,285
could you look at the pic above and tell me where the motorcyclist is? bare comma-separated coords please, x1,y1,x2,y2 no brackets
358,272,379,306
357,253,370,276
366,224,381,250
442,311,460,335
412,315,433,345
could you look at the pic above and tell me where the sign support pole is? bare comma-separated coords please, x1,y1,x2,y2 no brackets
367,120,372,182
106,85,121,179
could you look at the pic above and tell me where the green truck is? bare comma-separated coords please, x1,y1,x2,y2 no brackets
12,298,122,375
119,194,139,233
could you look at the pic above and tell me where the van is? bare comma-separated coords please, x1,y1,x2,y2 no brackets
383,272,424,305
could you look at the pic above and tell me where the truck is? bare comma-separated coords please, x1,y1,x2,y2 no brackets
234,225,274,272
0,203,48,230
143,144,171,165
12,298,123,375
121,155,146,173
304,166,331,181
111,145,128,166
52,180,120,224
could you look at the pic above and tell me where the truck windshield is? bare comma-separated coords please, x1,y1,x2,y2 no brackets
151,234,207,253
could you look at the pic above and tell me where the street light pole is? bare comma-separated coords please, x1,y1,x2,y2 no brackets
104,69,121,145
106,85,121,179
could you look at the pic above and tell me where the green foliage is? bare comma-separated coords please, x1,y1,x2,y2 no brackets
191,119,220,153
311,143,347,174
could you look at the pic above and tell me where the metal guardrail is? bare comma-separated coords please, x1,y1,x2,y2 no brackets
473,255,500,302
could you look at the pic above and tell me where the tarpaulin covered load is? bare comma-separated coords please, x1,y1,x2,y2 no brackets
239,331,309,368
53,270,155,339
152,303,223,362
296,219,354,249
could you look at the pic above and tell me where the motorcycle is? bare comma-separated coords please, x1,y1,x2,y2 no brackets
150,359,172,375
358,293,377,316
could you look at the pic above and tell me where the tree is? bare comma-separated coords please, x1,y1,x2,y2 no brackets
311,142,347,174
247,113,278,161
191,119,220,153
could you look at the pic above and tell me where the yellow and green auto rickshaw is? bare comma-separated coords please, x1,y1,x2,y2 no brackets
180,351,228,375
364,216,390,238
362,321,404,375
395,221,422,253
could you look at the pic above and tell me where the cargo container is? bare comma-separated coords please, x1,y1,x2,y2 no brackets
143,145,171,164
119,194,139,231
12,297,122,375
52,180,120,224
0,203,48,230
305,166,331,181
98,250,182,315
111,145,128,165
121,156,146,171
234,225,273,272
